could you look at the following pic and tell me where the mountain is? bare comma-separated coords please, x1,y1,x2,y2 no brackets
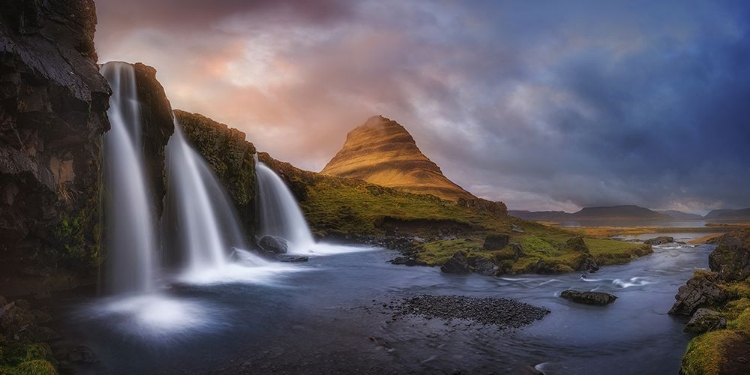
658,210,704,220
704,208,750,220
571,205,671,220
321,115,475,202
511,205,672,222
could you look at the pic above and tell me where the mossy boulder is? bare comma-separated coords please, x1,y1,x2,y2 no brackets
684,308,726,334
441,251,471,274
669,270,727,316
708,230,750,282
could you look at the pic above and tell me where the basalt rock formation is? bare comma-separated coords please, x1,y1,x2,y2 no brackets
322,115,475,203
0,0,110,296
173,110,257,232
671,229,750,374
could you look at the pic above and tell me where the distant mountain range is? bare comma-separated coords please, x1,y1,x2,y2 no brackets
510,205,750,222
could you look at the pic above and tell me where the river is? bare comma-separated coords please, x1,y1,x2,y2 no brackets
54,239,711,374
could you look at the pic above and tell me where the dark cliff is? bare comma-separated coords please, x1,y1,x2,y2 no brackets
0,0,109,296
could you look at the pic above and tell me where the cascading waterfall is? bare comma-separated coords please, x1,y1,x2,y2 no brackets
100,62,157,295
255,157,316,253
164,118,263,275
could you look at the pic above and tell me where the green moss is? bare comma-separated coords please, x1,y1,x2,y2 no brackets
13,360,56,375
681,330,733,375
418,239,481,265
586,238,653,266
52,206,99,267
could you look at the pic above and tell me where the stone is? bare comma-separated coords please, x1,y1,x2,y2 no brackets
390,256,427,267
68,346,96,363
563,236,589,253
483,234,510,250
560,290,617,305
684,308,726,334
511,243,525,258
708,231,750,282
576,254,600,273
275,255,308,263
511,224,524,233
440,251,471,274
258,236,288,254
668,271,727,316
473,258,499,276
644,236,674,245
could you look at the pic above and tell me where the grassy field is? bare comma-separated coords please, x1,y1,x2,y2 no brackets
260,154,653,275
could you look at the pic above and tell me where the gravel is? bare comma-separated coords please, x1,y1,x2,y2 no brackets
388,294,550,329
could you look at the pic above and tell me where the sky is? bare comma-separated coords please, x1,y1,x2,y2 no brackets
94,0,750,214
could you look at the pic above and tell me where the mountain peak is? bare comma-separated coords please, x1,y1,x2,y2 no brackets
321,116,475,202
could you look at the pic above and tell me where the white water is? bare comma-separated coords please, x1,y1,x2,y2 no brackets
255,158,315,254
165,119,265,278
100,62,157,295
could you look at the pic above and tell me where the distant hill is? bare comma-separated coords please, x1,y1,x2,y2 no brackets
658,210,704,220
704,208,750,220
321,115,475,202
511,205,672,222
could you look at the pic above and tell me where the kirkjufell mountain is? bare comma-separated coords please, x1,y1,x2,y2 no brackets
321,115,475,202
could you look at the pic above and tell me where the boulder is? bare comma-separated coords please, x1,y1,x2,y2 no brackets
684,308,726,334
483,234,510,250
511,243,525,258
390,256,427,267
473,258,499,276
511,224,524,233
708,231,750,282
560,290,617,305
258,236,288,254
275,255,308,263
441,251,471,274
644,236,674,245
563,236,589,253
576,254,600,273
668,271,727,316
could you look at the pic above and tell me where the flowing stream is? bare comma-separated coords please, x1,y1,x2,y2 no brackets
57,236,709,375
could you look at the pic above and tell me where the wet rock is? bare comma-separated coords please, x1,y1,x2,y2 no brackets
275,255,308,263
576,254,599,273
67,346,96,363
258,235,288,254
483,234,510,250
440,251,471,274
644,236,674,245
473,257,499,276
560,290,617,305
390,256,427,267
668,271,727,316
708,231,750,282
684,308,726,334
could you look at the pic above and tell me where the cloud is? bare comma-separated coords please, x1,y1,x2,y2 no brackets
95,0,750,213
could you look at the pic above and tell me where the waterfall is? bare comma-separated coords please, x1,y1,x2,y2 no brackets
255,157,315,254
164,118,263,274
100,62,156,295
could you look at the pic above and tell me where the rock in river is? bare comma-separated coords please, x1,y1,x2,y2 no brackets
258,235,288,254
560,290,617,305
645,236,674,245
441,251,471,274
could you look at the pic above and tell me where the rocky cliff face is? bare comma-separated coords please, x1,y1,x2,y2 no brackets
173,110,257,233
321,115,476,202
0,0,110,296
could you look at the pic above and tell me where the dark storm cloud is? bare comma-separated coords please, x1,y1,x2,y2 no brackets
94,0,750,213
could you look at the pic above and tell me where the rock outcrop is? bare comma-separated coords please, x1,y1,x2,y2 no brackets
684,308,726,334
321,115,475,202
441,251,471,274
174,110,257,231
560,290,617,305
0,0,110,296
668,271,727,316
